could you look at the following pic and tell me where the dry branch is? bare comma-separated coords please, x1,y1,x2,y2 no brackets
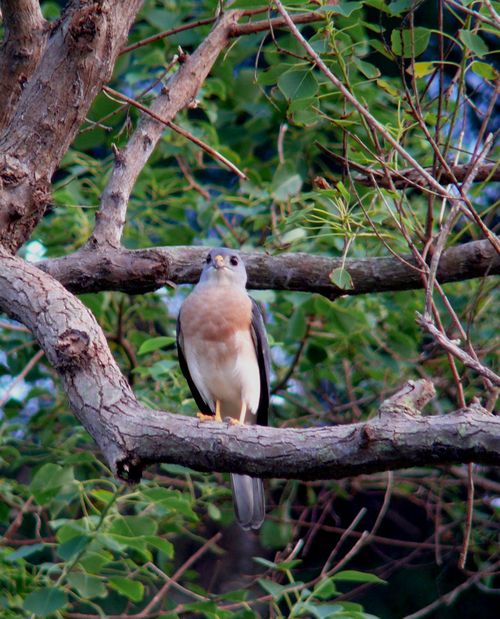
417,313,500,387
0,0,143,253
38,239,500,298
90,10,243,249
1,253,499,484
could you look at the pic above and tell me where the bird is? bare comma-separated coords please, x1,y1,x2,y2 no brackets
176,247,270,530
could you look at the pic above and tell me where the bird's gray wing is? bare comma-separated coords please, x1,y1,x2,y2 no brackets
176,313,213,416
250,298,271,427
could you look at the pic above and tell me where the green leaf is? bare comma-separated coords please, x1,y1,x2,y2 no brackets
258,579,287,599
5,543,45,562
353,57,381,79
109,515,157,537
58,534,91,561
67,573,106,599
411,61,436,78
293,601,343,618
324,1,362,16
109,577,144,602
23,588,68,616
391,27,431,58
138,336,176,355
272,166,303,201
30,463,74,504
281,228,307,245
470,60,497,80
332,570,386,584
459,30,489,57
278,69,318,101
207,502,221,521
376,79,398,96
145,536,174,558
329,267,354,290
313,577,338,599
288,97,319,127
79,549,113,574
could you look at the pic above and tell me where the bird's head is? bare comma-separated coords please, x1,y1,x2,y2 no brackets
199,248,247,288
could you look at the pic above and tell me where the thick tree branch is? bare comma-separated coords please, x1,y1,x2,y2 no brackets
1,254,498,484
89,10,242,249
38,239,500,298
0,0,143,253
0,0,48,131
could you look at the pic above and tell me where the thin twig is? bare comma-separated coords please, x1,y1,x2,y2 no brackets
121,17,216,54
0,349,44,408
230,10,324,37
0,319,30,332
139,532,222,616
102,85,246,179
446,0,500,29
403,560,500,619
424,134,494,318
321,507,367,576
417,313,500,387
458,463,474,569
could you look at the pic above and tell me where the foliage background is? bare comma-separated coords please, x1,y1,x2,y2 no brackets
1,0,498,617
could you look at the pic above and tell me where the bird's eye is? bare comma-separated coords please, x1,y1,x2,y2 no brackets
206,255,211,264
230,256,238,266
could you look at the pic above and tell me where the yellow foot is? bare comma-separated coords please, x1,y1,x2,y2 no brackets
197,412,217,422
197,400,222,423
226,418,240,426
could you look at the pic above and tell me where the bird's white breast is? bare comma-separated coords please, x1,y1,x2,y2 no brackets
180,284,261,421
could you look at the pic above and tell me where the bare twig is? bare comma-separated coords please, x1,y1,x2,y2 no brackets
102,85,246,179
121,16,216,54
446,0,500,30
0,349,44,409
230,10,324,36
458,462,474,569
138,532,222,617
403,560,500,619
89,11,242,248
417,313,500,387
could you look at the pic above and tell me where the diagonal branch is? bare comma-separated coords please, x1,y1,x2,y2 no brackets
1,253,499,484
417,313,500,387
38,239,500,298
89,10,243,249
101,85,246,179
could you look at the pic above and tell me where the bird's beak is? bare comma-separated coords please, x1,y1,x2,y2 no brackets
213,254,225,269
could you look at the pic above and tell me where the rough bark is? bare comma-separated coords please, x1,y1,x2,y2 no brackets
0,0,143,253
38,239,500,298
0,0,48,132
1,253,498,483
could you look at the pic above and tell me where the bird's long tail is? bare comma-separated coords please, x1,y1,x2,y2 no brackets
231,474,265,531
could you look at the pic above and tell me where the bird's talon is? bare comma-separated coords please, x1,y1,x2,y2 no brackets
222,416,240,426
197,412,216,422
